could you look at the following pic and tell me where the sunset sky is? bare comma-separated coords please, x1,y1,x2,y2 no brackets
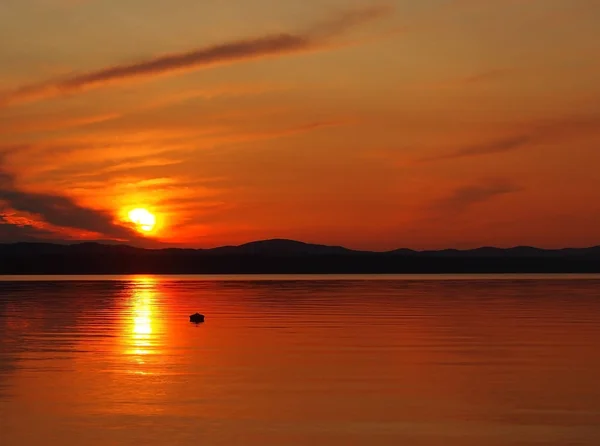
0,0,599,250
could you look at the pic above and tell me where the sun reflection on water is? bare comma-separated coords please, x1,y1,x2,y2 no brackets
125,276,162,368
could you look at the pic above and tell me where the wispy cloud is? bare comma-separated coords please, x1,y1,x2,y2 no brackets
0,112,120,135
419,135,531,162
418,113,600,163
225,119,350,143
307,5,393,39
139,83,290,111
0,5,392,107
434,179,522,213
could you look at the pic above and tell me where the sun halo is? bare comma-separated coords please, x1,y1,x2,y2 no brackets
128,208,156,233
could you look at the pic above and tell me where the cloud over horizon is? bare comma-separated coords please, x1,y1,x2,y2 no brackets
0,165,148,244
0,213,58,242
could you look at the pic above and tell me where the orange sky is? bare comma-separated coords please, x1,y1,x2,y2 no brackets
0,0,599,250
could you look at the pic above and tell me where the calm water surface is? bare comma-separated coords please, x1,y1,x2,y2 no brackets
1,275,600,445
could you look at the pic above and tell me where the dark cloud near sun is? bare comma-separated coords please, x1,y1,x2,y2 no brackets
0,213,55,242
0,5,392,106
0,166,146,244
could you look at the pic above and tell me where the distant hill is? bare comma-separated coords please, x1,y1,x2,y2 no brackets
0,239,599,274
207,239,356,256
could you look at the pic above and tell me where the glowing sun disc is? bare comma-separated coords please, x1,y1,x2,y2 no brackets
129,208,156,232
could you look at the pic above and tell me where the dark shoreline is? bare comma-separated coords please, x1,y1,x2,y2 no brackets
1,241,599,274
2,255,599,275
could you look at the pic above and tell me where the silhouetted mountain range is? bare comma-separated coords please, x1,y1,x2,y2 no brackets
1,239,599,274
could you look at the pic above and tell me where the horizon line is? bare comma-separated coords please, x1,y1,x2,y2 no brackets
1,238,599,254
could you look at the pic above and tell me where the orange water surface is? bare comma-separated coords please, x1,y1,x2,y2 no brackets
1,275,600,445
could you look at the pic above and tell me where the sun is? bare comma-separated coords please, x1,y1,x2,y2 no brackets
129,208,156,232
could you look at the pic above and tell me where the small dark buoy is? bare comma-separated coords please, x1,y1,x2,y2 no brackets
190,313,205,323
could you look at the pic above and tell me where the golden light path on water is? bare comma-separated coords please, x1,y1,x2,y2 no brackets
125,276,161,371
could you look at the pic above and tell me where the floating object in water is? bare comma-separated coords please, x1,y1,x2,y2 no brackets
189,313,205,323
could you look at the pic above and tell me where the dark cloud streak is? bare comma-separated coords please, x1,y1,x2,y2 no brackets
0,5,391,106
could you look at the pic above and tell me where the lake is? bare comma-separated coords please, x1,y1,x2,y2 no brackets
1,275,600,445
